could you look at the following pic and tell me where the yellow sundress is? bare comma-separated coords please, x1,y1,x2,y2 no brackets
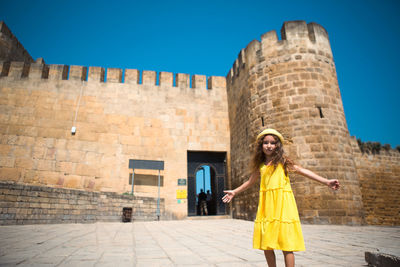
253,163,305,251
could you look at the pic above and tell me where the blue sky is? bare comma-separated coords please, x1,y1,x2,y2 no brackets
196,166,211,195
1,0,399,147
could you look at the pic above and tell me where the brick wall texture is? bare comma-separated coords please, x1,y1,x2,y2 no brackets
226,21,399,226
0,21,33,63
0,181,164,225
0,69,229,220
350,138,400,225
0,20,399,225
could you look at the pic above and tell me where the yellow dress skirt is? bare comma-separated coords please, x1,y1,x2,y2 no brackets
253,163,305,251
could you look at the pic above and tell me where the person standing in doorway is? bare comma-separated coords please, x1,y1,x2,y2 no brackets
222,129,340,267
206,190,212,214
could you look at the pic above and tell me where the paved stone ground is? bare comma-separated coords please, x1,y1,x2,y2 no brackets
0,219,399,266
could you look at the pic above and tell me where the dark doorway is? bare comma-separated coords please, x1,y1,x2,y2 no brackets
187,151,227,216
194,165,215,215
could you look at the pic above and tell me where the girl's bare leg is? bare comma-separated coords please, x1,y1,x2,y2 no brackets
283,251,294,267
263,250,276,267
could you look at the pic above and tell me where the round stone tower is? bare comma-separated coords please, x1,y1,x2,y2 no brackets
226,21,364,225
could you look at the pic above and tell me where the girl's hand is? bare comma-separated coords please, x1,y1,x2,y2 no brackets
327,179,340,190
222,190,236,203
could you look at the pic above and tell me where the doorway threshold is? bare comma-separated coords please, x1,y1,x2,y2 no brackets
186,215,231,220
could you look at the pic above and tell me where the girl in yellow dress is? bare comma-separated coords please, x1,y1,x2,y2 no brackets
222,129,340,267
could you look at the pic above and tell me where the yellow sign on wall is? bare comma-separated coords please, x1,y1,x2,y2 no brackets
176,190,187,199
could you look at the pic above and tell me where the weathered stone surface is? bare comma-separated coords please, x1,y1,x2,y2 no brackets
0,181,163,224
226,21,365,225
0,20,398,224
0,21,34,63
350,138,400,226
0,28,229,219
0,220,398,266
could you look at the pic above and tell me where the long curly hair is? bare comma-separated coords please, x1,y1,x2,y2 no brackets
249,134,294,176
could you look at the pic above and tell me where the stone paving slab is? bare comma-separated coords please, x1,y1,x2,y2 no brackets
0,219,399,266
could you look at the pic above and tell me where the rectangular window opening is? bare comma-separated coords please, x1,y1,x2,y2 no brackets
318,107,324,118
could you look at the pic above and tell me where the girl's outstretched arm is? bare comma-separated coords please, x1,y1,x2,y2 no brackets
293,165,340,190
222,170,260,203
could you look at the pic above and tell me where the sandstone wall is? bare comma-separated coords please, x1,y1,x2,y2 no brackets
0,61,229,220
0,181,163,225
0,21,33,63
350,138,400,225
225,44,257,220
1,20,398,225
226,21,364,225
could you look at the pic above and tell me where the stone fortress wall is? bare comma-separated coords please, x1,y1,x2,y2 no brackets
0,181,164,225
0,21,33,64
225,21,399,225
0,20,399,225
349,138,400,225
0,21,230,221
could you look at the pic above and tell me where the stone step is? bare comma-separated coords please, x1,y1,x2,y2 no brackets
186,215,231,220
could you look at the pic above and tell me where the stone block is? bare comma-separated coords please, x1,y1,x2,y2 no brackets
107,68,122,83
48,65,68,80
208,76,226,89
69,150,84,163
56,161,73,173
76,164,97,176
63,175,83,189
28,63,47,79
0,168,20,181
0,156,15,167
0,61,10,77
8,61,29,78
0,145,12,156
69,65,87,81
88,66,105,82
142,70,156,85
159,72,173,87
39,171,60,186
307,22,330,46
281,20,308,41
176,73,189,88
244,40,260,70
261,30,278,46
192,75,206,88
36,160,56,171
124,69,139,84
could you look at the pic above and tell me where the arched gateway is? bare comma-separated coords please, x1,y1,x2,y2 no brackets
187,151,227,216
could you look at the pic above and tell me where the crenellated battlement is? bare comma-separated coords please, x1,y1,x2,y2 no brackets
0,20,398,225
0,61,226,89
226,20,370,225
227,20,332,83
0,21,34,63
